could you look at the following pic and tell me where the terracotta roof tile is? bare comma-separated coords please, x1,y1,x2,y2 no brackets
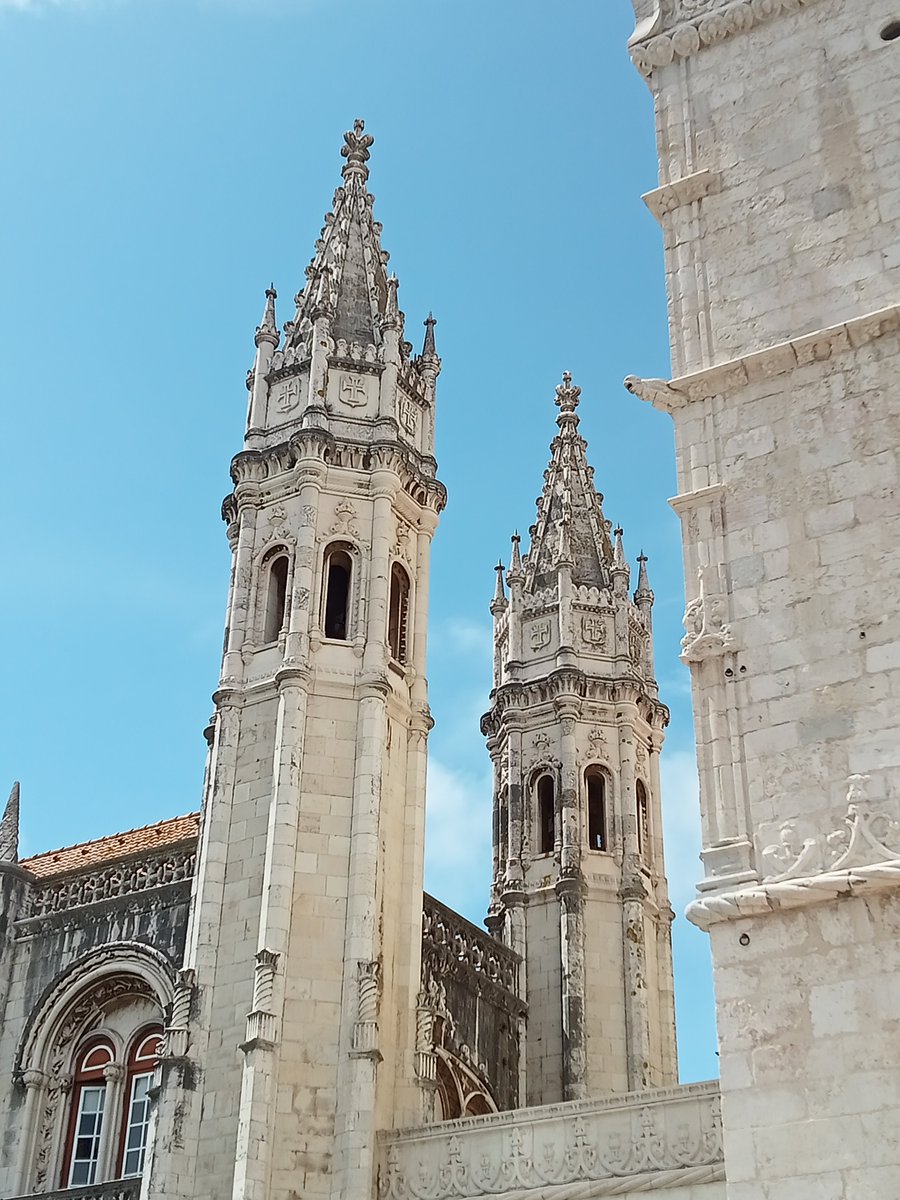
21,812,200,879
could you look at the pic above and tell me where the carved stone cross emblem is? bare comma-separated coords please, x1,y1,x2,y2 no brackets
530,619,551,650
339,374,367,407
276,377,301,413
582,614,606,646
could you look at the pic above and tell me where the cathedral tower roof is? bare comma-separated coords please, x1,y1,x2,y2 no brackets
525,372,616,592
282,119,394,350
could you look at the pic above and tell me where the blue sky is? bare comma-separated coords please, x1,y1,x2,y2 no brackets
0,0,717,1081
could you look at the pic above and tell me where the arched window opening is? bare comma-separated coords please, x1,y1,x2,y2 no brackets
324,548,352,640
388,563,411,663
586,771,607,852
118,1029,162,1178
263,554,289,643
636,779,650,863
538,775,555,854
63,1039,114,1187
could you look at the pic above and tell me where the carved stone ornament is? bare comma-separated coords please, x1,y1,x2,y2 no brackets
331,498,361,538
758,775,900,883
581,613,607,648
680,565,734,663
530,618,552,651
380,1083,723,1200
400,397,418,435
339,373,368,407
274,376,302,413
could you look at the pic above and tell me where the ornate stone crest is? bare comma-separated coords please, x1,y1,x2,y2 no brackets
530,619,551,651
339,374,367,407
274,376,301,413
581,614,607,648
680,564,734,663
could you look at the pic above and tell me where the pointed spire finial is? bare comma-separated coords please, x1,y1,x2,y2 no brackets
555,370,581,415
422,312,437,358
0,782,20,864
635,551,653,605
613,526,628,571
254,284,280,349
507,531,524,584
341,118,374,181
491,561,508,613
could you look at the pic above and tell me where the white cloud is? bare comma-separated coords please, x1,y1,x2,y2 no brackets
659,747,704,913
424,755,493,928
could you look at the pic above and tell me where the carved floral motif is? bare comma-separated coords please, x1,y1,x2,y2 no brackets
759,775,900,882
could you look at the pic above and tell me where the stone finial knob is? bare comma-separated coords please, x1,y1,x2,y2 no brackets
341,118,374,178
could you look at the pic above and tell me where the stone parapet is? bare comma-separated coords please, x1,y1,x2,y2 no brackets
379,1082,723,1200
8,1181,141,1200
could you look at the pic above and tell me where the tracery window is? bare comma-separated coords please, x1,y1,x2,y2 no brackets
60,1026,162,1189
537,774,555,855
262,550,290,643
586,769,607,852
64,1040,114,1187
636,779,650,863
388,563,411,663
323,544,353,640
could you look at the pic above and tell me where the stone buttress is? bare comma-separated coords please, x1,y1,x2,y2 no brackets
482,374,677,1106
627,1,900,1195
147,122,445,1200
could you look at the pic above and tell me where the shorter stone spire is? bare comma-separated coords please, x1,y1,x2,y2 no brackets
254,284,279,348
634,552,654,605
422,313,437,358
0,782,20,864
382,274,401,332
507,532,524,584
613,527,628,572
341,118,374,181
491,561,508,613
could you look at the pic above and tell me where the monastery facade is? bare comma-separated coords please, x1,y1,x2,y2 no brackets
0,0,898,1197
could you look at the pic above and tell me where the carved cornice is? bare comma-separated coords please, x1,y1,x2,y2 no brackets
228,429,446,515
482,673,668,738
380,1081,723,1200
626,303,900,411
687,859,900,931
642,169,720,222
629,0,823,78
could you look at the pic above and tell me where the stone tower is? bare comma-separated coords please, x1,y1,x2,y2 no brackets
148,121,445,1200
482,373,677,1106
627,1,900,1195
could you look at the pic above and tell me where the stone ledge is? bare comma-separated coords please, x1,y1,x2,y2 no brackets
624,303,900,411
629,0,823,78
686,858,900,931
642,169,720,222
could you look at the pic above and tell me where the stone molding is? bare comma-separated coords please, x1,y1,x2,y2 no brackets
19,846,195,922
629,0,823,78
379,1081,722,1200
642,169,720,222
686,859,900,930
625,304,900,411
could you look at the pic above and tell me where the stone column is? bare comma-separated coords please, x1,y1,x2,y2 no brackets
14,1069,47,1194
222,507,258,681
555,703,586,1101
285,466,325,660
617,709,652,1091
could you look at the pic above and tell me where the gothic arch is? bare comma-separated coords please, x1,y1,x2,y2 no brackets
249,542,295,645
319,539,361,641
14,943,174,1193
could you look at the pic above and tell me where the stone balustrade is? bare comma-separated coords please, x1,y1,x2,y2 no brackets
9,1180,141,1200
379,1081,724,1200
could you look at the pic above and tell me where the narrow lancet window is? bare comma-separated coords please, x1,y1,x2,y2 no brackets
324,548,352,640
586,770,607,851
263,554,289,643
388,563,411,663
636,779,650,862
538,775,555,854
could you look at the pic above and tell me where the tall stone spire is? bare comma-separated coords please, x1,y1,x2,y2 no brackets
0,783,20,864
483,372,677,1107
254,284,279,348
526,372,615,592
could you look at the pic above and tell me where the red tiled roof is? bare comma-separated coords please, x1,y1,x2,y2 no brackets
21,812,200,879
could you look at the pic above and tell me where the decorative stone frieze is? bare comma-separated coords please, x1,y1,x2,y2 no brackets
379,1082,723,1200
642,168,720,222
625,303,900,410
19,847,195,923
629,0,824,77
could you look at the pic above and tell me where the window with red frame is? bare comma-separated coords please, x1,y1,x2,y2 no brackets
64,1040,114,1187
61,1027,161,1187
119,1029,162,1177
